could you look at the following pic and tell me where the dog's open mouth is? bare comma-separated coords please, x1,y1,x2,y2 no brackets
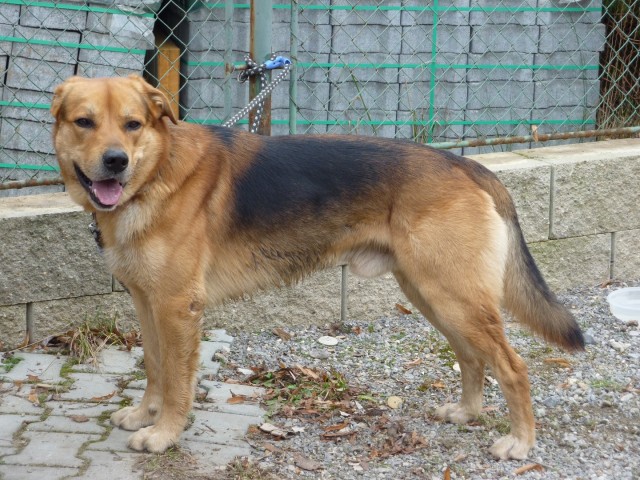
74,164,124,209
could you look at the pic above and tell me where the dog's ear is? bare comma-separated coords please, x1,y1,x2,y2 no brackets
128,75,178,125
51,76,83,120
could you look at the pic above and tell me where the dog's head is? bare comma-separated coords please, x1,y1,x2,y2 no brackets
51,75,177,211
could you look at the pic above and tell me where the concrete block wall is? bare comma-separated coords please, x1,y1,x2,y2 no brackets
0,1,159,198
1,139,638,351
177,1,605,150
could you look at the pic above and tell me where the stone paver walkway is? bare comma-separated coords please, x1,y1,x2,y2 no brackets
0,330,264,479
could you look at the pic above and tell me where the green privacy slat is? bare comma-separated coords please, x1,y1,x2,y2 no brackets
0,163,60,171
0,0,154,17
0,35,147,54
0,101,51,109
199,3,599,13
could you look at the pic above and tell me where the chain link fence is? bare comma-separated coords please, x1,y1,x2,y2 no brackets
0,0,638,195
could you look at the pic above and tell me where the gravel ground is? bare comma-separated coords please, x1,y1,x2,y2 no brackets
220,281,640,479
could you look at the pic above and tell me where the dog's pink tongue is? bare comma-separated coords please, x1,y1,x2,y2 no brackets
91,179,123,206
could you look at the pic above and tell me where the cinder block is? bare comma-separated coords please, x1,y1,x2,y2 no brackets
281,2,331,25
20,5,87,30
329,80,399,113
396,109,465,145
468,80,534,110
331,1,402,27
184,20,246,52
78,32,148,69
1,88,53,122
401,0,470,26
399,52,468,83
32,292,138,342
6,56,75,92
76,62,142,78
399,80,468,111
332,24,402,55
0,4,19,25
470,152,551,242
0,24,13,56
287,23,333,55
271,80,329,111
521,140,640,238
85,11,155,49
533,78,600,109
0,118,55,155
613,229,640,281
533,51,600,80
471,24,539,54
469,0,537,26
538,23,606,53
11,25,79,63
180,77,247,111
185,3,248,22
0,304,25,351
462,107,532,156
0,193,112,306
328,52,400,83
528,234,611,290
402,24,471,54
537,0,603,25
324,109,397,138
467,52,535,82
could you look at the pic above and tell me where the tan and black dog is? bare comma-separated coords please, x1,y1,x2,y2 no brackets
51,75,583,460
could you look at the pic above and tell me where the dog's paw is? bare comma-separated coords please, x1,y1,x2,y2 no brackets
127,425,178,453
489,434,534,460
111,405,157,431
434,402,478,424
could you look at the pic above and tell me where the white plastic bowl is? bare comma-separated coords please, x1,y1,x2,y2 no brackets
607,287,640,321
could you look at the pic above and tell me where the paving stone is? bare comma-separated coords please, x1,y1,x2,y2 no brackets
26,413,106,434
47,401,116,419
0,465,79,480
74,347,143,375
0,414,41,455
86,425,134,453
200,380,266,417
182,409,263,448
0,392,46,415
3,431,100,467
0,352,67,383
182,440,253,470
80,450,143,480
62,373,124,403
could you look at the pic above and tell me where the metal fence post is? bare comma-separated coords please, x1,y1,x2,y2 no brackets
249,0,273,135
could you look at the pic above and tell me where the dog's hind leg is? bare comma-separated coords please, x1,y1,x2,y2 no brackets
111,288,162,431
394,272,485,424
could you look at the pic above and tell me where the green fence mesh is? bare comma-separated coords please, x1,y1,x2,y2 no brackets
0,0,638,195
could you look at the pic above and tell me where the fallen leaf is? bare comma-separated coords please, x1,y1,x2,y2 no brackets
272,327,292,341
403,358,422,369
263,443,281,454
27,374,40,382
431,380,446,389
91,391,116,402
544,358,572,368
514,463,545,475
70,415,89,423
324,421,351,432
443,466,451,480
531,125,539,142
294,454,323,471
226,396,246,404
259,422,290,438
28,391,39,404
395,303,412,315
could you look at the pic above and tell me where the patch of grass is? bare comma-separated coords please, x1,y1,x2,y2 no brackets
224,457,277,480
475,413,511,435
1,355,22,372
590,379,623,392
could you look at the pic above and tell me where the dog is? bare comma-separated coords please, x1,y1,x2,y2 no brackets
51,75,584,460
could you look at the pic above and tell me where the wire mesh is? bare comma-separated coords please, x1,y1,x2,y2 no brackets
0,0,638,194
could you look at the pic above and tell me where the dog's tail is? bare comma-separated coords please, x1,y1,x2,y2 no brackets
500,212,585,352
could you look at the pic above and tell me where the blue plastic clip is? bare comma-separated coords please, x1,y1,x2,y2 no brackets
264,56,292,70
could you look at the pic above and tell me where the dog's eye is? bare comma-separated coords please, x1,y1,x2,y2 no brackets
75,118,94,129
125,120,142,131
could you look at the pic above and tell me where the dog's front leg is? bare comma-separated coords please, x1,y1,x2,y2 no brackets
111,287,163,431
126,291,203,453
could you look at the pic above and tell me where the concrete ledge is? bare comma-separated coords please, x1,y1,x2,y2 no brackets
1,139,639,350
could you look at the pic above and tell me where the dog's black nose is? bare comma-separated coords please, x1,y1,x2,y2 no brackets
103,149,129,174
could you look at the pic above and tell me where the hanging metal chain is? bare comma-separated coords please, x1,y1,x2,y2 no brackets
222,54,291,132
